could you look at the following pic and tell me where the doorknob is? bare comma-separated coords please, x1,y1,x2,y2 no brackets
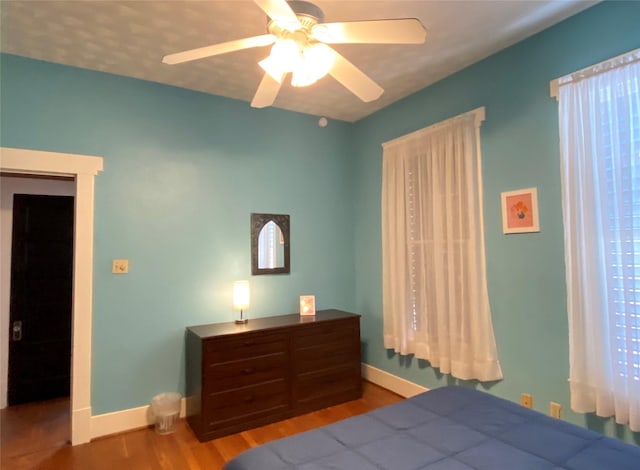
12,320,22,341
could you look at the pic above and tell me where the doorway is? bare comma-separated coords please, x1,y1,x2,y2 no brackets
8,194,75,405
0,147,103,445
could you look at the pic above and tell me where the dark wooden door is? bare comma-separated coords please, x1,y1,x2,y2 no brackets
8,194,74,405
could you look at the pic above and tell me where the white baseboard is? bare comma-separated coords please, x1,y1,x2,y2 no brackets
89,365,423,440
361,363,428,398
90,398,186,440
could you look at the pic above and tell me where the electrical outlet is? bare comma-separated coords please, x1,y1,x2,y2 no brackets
550,402,562,419
520,393,533,409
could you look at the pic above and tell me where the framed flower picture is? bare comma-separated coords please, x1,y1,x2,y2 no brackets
299,295,316,316
501,187,540,234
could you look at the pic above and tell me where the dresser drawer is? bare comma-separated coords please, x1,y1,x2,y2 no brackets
294,339,359,373
204,352,287,392
204,379,288,430
204,331,288,363
293,320,359,349
295,365,361,407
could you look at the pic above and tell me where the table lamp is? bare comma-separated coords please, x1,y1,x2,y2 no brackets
233,280,250,324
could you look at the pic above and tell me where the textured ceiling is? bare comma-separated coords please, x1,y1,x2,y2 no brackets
1,0,597,122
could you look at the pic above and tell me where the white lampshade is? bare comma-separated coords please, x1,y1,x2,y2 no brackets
270,39,300,71
233,281,250,311
260,39,301,81
291,43,335,87
258,55,285,83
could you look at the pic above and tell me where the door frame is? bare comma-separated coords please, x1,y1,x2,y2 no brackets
0,147,103,445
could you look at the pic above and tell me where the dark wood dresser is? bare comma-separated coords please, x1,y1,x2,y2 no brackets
185,309,361,441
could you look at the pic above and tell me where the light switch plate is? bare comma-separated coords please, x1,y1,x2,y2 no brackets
112,259,129,274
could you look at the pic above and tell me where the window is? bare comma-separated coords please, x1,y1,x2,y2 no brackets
554,48,640,431
381,107,502,382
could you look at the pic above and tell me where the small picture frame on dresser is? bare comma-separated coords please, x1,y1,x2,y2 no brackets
300,295,316,316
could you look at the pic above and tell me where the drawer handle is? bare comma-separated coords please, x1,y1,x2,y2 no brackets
242,367,254,374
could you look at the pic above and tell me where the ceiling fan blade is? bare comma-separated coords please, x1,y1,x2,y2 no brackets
251,72,284,108
313,19,426,44
329,50,383,103
162,34,275,65
253,0,302,31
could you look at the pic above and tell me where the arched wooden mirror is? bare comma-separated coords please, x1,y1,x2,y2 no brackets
251,213,290,275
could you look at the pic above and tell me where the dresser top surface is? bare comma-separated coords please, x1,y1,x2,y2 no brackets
187,309,360,339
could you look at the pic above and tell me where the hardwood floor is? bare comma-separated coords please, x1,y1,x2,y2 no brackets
1,381,403,470
1,396,70,469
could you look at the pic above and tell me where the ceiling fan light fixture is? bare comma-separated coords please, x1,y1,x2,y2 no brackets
270,39,301,72
291,68,315,87
259,38,302,81
291,43,335,87
261,38,333,88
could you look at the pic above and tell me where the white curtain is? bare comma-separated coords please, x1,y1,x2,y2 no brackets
558,51,640,431
381,108,502,382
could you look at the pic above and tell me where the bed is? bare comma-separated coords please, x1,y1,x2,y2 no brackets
223,385,640,469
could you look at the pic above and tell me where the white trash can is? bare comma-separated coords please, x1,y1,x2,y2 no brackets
151,392,182,435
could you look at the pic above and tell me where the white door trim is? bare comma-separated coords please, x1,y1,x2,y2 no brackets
0,147,103,445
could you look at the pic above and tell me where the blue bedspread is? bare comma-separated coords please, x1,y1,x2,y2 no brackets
223,386,640,469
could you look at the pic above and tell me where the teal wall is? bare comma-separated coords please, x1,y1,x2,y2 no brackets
0,55,356,413
352,1,640,444
2,0,639,444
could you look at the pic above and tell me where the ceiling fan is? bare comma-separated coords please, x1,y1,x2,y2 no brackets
162,0,427,109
